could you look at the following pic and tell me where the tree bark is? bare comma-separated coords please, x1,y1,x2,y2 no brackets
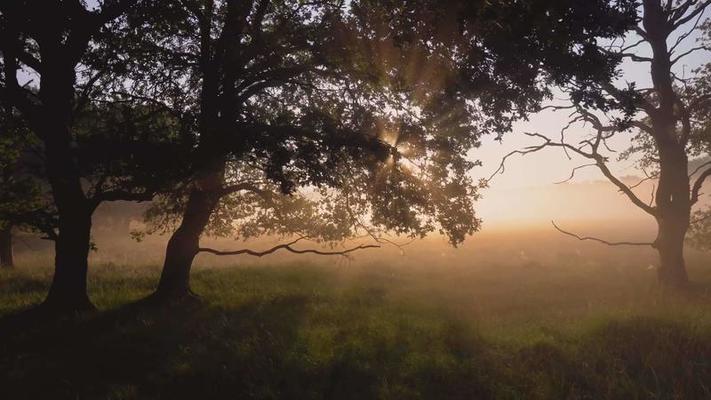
43,207,94,311
153,166,224,301
151,1,242,303
2,3,111,313
0,224,13,268
38,62,96,312
654,145,691,288
41,127,96,312
643,1,692,289
655,214,689,288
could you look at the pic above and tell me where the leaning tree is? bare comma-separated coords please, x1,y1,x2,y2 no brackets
116,0,432,301
116,0,638,302
491,0,711,288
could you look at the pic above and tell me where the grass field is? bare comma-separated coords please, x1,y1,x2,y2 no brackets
1,258,711,399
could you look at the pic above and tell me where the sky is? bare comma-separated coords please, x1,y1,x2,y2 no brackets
13,2,711,233
472,27,711,227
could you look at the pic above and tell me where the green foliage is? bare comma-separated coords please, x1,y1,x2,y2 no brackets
0,110,53,235
689,207,711,251
681,22,711,251
73,102,195,201
124,0,639,247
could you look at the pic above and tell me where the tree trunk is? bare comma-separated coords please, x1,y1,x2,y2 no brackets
654,145,691,289
642,2,692,289
655,214,689,288
43,207,94,311
0,225,13,268
153,167,224,301
151,7,237,303
39,91,96,312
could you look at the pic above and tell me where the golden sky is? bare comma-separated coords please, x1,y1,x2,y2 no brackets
473,32,710,228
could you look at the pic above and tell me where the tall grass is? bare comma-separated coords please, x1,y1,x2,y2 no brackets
1,260,710,399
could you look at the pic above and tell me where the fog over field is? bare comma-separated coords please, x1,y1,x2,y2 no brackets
14,177,706,274
4,1,711,398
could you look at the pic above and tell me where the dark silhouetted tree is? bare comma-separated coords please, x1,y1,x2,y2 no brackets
0,100,49,268
492,0,711,288
0,1,191,312
0,1,141,311
118,0,638,303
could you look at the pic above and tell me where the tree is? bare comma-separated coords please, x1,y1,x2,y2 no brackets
0,1,191,312
0,224,10,268
0,100,48,268
491,0,711,288
683,21,711,252
119,0,638,303
0,1,136,311
116,0,414,301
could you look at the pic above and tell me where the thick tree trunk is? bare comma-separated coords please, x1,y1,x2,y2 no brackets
655,214,688,288
43,207,94,311
641,2,692,289
151,6,239,303
3,11,100,313
654,145,691,289
0,225,13,268
39,89,96,312
153,167,224,301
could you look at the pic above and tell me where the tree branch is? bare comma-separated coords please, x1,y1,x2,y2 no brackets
89,190,155,211
554,163,596,184
489,115,657,217
198,237,380,257
671,45,711,65
672,0,711,29
691,167,711,205
552,221,654,247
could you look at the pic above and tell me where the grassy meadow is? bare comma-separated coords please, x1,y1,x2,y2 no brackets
2,236,711,400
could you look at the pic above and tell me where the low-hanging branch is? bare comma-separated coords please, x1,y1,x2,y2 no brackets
552,221,654,247
198,237,380,258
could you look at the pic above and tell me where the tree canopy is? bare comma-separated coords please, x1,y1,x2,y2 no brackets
0,0,654,310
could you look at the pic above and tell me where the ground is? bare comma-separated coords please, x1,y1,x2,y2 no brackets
1,260,711,399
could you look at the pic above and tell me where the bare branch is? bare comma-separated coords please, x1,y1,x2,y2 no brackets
689,161,711,178
552,221,654,247
671,45,711,65
628,171,658,189
691,167,711,205
198,237,380,257
621,38,646,52
594,156,657,216
672,0,711,29
669,7,705,53
634,27,649,41
486,136,554,182
90,190,155,210
489,114,657,216
618,52,653,62
539,104,576,112
554,163,596,184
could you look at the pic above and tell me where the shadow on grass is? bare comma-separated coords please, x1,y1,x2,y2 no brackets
0,295,312,399
1,282,711,399
0,295,501,399
510,317,711,399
